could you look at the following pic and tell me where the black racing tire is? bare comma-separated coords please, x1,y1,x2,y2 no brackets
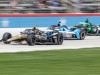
98,30,100,34
92,26,98,34
27,34,36,46
80,30,86,40
53,32,63,45
2,32,12,44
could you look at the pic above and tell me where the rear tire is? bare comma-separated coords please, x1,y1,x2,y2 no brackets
80,31,86,40
27,34,36,46
53,33,63,45
92,26,98,34
2,32,12,44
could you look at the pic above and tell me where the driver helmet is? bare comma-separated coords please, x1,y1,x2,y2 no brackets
58,21,61,27
85,19,89,23
32,24,38,30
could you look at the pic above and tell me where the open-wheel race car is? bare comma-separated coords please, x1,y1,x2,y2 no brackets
74,19,99,35
1,26,63,46
49,22,86,40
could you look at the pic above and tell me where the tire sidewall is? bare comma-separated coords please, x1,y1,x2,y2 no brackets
3,32,12,44
92,26,98,34
27,34,36,46
80,31,85,40
55,32,63,45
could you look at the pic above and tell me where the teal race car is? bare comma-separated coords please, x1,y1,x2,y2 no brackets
75,19,99,35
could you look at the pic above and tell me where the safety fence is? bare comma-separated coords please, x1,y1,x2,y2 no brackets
0,13,100,28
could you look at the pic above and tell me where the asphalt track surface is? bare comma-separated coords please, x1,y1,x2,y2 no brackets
0,36,100,53
0,28,100,53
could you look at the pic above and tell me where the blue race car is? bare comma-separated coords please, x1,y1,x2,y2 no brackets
49,22,86,40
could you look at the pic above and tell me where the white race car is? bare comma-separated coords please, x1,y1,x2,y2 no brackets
49,25,86,40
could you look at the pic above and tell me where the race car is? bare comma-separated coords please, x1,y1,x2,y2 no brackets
1,25,63,46
75,19,99,35
49,22,86,40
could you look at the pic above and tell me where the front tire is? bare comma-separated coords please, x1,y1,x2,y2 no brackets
2,32,12,44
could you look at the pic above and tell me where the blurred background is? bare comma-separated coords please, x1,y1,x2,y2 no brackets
0,0,100,13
